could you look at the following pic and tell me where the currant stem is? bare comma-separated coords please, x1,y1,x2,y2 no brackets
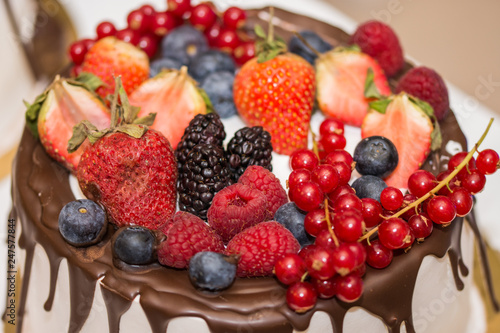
324,198,340,247
300,271,309,283
359,118,495,242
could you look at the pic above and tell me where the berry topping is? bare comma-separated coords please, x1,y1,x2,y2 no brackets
112,226,156,265
200,71,238,118
365,239,393,269
378,217,414,250
351,175,387,202
161,25,209,65
222,7,247,30
189,49,236,81
286,281,318,313
353,136,398,178
226,221,300,277
274,253,307,285
288,30,333,65
274,202,313,247
149,57,183,77
58,199,107,247
189,251,237,291
476,149,500,175
189,3,217,31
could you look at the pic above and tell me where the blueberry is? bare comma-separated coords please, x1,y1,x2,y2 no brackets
351,175,388,202
161,25,209,65
149,57,183,78
288,30,333,64
189,49,236,82
112,226,156,265
58,199,107,247
200,71,237,118
189,251,237,291
274,202,313,247
353,136,399,178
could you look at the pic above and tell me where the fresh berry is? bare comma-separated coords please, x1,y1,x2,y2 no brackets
365,239,393,269
149,57,183,77
81,36,149,100
286,281,317,313
115,28,141,45
137,33,159,58
461,169,486,194
290,149,319,171
311,164,340,193
408,214,433,240
408,170,437,198
226,126,273,181
320,118,345,136
380,186,404,211
304,208,329,237
68,40,88,65
476,149,499,175
290,181,323,212
161,25,209,65
189,251,237,291
129,67,209,149
238,165,288,220
361,198,383,228
436,170,459,196
312,276,336,299
207,183,267,242
274,202,313,247
332,273,364,303
216,29,241,53
58,199,107,247
349,20,404,77
177,143,233,220
353,136,398,178
323,150,353,167
127,9,151,33
351,175,387,202
330,243,360,276
314,228,337,249
32,76,110,172
448,151,476,179
333,210,365,243
150,11,180,37
96,21,117,40
222,7,247,30
320,133,347,153
288,169,312,192
234,24,315,155
378,217,414,250
425,196,456,225
158,211,224,268
362,94,434,188
200,71,237,118
112,226,156,265
304,245,336,280
189,3,217,31
288,30,333,65
327,184,355,203
274,253,307,285
189,49,236,81
233,41,256,66
327,161,352,186
316,48,391,127
167,0,192,17
396,66,450,120
226,221,300,277
448,187,473,217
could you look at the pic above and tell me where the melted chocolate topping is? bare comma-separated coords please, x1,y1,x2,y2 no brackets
7,6,498,333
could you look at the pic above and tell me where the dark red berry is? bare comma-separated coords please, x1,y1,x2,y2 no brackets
448,152,475,179
68,40,87,65
331,243,359,276
436,170,459,196
333,210,365,243
168,0,192,17
137,33,159,58
380,186,404,211
286,281,317,313
378,217,414,250
274,254,307,285
304,209,329,237
222,7,247,30
323,150,353,168
189,3,217,31
320,133,346,153
361,198,383,228
314,228,337,249
447,187,473,217
115,28,140,45
127,9,151,33
476,149,499,175
290,149,319,171
365,239,393,269
150,11,179,37
425,195,456,225
288,169,311,191
408,213,433,240
333,193,363,213
205,20,223,47
290,181,323,212
328,185,355,204
96,21,117,40
312,277,336,299
332,273,363,303
408,170,437,198
217,28,241,53
304,246,336,280
320,118,344,136
400,193,419,221
233,41,255,66
311,164,340,194
461,169,486,194
327,161,351,186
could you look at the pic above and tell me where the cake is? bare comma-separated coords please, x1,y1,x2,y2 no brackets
6,2,499,333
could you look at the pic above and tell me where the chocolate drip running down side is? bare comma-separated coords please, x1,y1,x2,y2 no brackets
8,6,498,333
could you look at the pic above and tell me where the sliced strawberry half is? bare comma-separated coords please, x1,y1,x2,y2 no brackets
30,76,110,172
361,93,433,188
316,48,391,127
129,67,209,149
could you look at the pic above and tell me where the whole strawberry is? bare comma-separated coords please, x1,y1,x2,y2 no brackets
233,19,315,155
81,36,149,100
226,221,300,277
70,78,176,229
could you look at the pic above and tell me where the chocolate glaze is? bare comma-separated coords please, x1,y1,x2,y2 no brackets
7,6,498,333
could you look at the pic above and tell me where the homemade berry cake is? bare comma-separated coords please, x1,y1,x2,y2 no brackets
6,2,499,333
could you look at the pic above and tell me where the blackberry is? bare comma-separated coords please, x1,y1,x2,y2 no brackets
226,126,273,181
178,143,233,220
175,113,226,172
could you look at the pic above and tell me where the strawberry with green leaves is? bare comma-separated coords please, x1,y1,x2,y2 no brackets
69,78,177,230
233,11,316,155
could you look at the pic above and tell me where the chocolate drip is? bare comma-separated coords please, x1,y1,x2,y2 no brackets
8,6,496,333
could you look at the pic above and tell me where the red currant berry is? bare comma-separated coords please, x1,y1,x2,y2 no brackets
328,184,355,203
408,170,437,198
332,273,363,303
312,277,336,299
290,181,323,212
344,241,367,267
448,151,475,179
151,11,179,37
204,20,223,47
331,243,359,276
70,64,82,77
274,254,306,285
380,186,404,211
216,28,241,53
139,4,156,17
408,213,433,240
304,209,329,237
326,161,351,186
476,149,500,175
189,3,217,31
320,133,346,153
116,28,140,45
333,210,365,242
81,38,95,52
447,187,473,217
365,239,393,269
351,263,366,277
436,170,459,196
127,9,151,33
320,118,344,136
286,281,318,313
361,198,383,228
461,169,486,194
96,21,117,40
288,169,311,191
167,0,192,18
304,246,336,280
425,195,456,225
233,41,255,66
290,149,319,171
314,228,336,249
323,150,353,168
68,40,87,65
311,164,340,194
378,217,414,250
298,244,317,260
400,193,419,221
333,193,363,213
222,6,247,29
137,33,159,58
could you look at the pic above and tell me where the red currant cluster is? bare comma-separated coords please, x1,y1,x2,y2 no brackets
68,1,254,73
277,117,499,313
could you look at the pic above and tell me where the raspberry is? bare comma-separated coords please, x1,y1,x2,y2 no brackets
349,20,404,77
207,183,267,242
238,165,288,220
157,212,224,269
226,221,300,277
396,66,450,121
